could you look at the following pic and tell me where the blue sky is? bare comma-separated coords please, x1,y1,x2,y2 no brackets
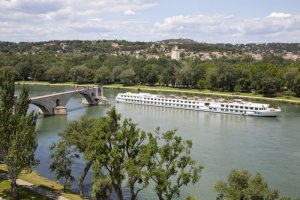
0,0,300,43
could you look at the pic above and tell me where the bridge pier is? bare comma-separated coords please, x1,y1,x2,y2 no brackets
54,106,67,115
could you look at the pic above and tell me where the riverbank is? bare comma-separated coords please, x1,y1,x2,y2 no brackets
0,164,81,200
16,81,300,104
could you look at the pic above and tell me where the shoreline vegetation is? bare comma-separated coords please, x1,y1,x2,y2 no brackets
16,81,300,105
0,164,82,200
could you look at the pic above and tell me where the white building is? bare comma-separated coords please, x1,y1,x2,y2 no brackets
171,45,180,60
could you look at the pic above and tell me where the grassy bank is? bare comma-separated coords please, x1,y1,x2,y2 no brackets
0,164,82,200
0,177,50,200
15,81,300,104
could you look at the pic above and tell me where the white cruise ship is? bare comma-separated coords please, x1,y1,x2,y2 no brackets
115,92,281,117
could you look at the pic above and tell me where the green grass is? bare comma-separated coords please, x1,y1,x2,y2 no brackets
0,164,82,200
0,177,50,200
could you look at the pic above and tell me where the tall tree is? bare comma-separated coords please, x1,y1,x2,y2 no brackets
147,128,203,200
58,117,98,199
50,141,78,192
0,73,39,200
86,108,150,200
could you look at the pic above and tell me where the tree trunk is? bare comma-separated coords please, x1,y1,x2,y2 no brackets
78,160,93,199
116,188,123,200
129,177,138,200
113,183,123,200
158,191,164,200
11,177,19,200
130,185,136,200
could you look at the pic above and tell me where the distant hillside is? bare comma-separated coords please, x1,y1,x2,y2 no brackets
158,38,199,44
0,39,299,55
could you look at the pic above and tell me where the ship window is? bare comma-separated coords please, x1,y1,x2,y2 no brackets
250,107,253,110
230,105,233,108
193,102,195,104
245,107,248,109
221,109,224,111
214,108,217,110
255,108,258,110
240,111,243,113
226,105,228,107
235,110,238,112
221,105,224,107
240,106,243,109
209,108,212,110
225,109,228,111
197,106,199,108
230,110,233,112
173,100,176,102
235,106,238,108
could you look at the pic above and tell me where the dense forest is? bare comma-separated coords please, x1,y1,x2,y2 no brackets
0,40,300,97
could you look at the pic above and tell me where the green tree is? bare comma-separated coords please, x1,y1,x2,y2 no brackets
50,142,78,192
214,169,279,200
69,65,95,83
175,63,193,87
206,67,219,90
119,68,136,85
218,65,239,92
94,66,113,84
45,66,68,83
144,64,159,85
147,128,203,200
291,73,300,97
0,66,19,79
0,73,39,200
58,117,98,198
86,108,149,200
91,174,112,200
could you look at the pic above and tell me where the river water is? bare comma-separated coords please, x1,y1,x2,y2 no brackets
16,85,300,199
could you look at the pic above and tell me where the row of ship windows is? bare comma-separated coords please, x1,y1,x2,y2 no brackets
122,99,261,114
214,108,245,113
123,99,200,108
220,104,264,110
121,95,197,104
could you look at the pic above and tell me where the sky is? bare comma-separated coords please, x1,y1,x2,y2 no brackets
0,0,300,43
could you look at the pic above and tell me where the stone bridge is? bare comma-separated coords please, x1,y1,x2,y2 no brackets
29,86,108,116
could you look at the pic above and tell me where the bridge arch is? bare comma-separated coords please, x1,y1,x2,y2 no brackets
63,91,96,106
30,101,52,116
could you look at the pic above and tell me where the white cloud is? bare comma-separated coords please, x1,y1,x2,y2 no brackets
268,12,292,18
124,10,136,16
153,13,300,43
0,0,299,43
0,0,157,41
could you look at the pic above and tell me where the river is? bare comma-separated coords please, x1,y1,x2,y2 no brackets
16,85,300,199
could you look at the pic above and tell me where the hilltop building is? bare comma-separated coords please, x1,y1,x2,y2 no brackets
171,45,180,60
